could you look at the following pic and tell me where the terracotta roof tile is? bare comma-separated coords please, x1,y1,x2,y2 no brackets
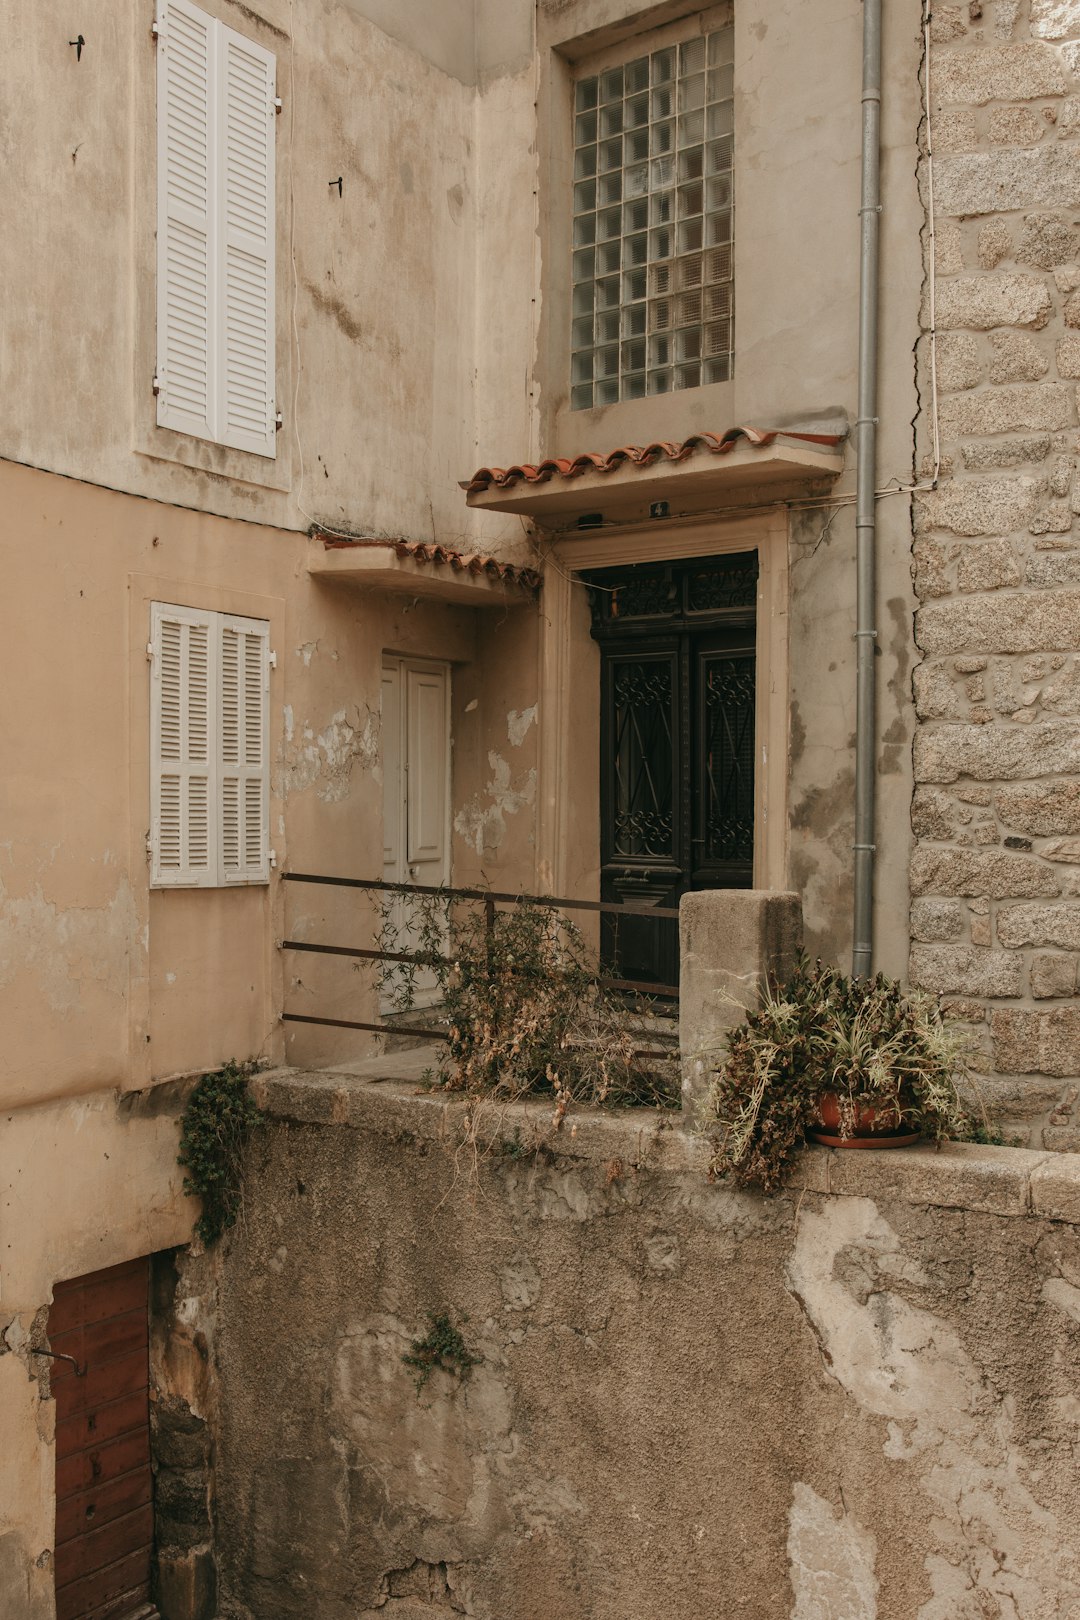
462,426,845,494
315,532,541,593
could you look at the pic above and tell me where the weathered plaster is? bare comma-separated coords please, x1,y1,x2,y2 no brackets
276,704,379,803
454,753,537,858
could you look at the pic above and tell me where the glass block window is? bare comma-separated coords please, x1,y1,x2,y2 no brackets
571,27,734,411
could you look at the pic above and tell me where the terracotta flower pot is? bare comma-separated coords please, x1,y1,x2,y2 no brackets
807,1091,921,1150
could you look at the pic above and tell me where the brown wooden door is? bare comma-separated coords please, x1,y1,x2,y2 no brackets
50,1257,155,1620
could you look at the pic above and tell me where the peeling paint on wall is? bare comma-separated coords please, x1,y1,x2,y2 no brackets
276,706,379,803
506,705,536,748
787,1483,878,1620
787,1198,1078,1619
0,877,135,1011
454,751,536,856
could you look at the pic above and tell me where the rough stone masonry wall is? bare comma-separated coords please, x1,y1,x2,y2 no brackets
203,1071,1080,1620
911,0,1080,1145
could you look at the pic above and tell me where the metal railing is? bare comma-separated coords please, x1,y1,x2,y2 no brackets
280,871,680,1041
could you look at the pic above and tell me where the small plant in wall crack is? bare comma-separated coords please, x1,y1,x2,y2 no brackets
177,1060,265,1246
402,1311,479,1397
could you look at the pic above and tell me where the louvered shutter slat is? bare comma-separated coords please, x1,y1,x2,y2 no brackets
219,617,269,882
150,605,217,887
219,28,275,457
157,0,214,441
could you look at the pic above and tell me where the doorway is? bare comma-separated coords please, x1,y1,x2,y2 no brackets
381,657,451,1010
584,551,758,989
50,1257,154,1620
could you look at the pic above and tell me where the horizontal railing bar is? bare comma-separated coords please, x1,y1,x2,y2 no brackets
599,976,680,998
281,1012,446,1039
283,939,444,967
282,938,677,999
282,1014,675,1065
282,871,683,921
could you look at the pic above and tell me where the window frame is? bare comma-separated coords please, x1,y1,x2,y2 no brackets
568,8,734,413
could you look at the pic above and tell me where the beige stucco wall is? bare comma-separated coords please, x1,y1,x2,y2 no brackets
0,0,533,559
201,1070,1080,1620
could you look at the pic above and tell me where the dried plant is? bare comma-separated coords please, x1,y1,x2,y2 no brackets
377,888,679,1113
704,959,976,1193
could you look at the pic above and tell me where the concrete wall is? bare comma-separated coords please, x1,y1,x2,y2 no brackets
197,1069,1080,1620
910,0,1080,1140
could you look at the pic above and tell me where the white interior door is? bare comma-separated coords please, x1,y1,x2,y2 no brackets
381,658,450,1011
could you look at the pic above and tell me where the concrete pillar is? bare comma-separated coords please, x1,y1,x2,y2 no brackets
679,890,803,1121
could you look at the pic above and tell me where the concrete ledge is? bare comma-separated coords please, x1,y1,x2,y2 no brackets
253,1066,1077,1223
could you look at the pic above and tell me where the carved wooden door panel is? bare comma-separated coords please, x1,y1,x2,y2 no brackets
586,552,757,990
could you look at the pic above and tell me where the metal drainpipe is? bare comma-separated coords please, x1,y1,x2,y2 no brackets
852,0,882,980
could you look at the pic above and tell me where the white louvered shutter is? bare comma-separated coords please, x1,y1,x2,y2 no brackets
156,0,215,442
150,603,217,887
219,615,270,882
157,3,276,456
218,25,276,457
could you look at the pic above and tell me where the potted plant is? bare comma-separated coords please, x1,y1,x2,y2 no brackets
703,959,974,1193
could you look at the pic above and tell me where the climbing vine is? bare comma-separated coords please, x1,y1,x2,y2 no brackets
402,1311,479,1396
177,1060,265,1245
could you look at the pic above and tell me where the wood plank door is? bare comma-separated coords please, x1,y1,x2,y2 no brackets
381,657,451,1010
50,1257,155,1620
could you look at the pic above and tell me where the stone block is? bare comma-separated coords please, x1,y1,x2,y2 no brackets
1032,951,1078,997
937,332,984,392
1031,0,1080,39
913,662,962,719
976,218,1011,271
955,538,1023,591
991,1005,1080,1074
936,146,1080,217
940,383,1074,438
989,331,1049,383
910,845,1060,897
1029,501,1074,534
996,781,1080,834
915,475,1042,536
1043,663,1080,712
1017,212,1077,268
910,896,967,941
679,890,802,1119
1030,1155,1080,1221
934,108,978,151
913,786,974,840
1043,837,1080,861
930,3,968,41
932,43,1067,105
917,594,1080,657
934,274,1053,330
998,902,1080,947
914,720,1080,783
961,436,1051,469
1058,333,1080,376
909,944,1026,996
1028,553,1080,585
936,216,965,275
988,106,1047,148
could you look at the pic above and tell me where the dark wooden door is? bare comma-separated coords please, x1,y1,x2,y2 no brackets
586,552,758,990
50,1257,155,1620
